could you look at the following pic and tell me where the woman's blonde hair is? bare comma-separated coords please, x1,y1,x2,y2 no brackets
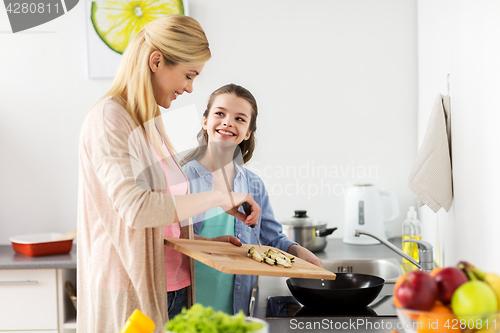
181,84,258,166
103,15,211,161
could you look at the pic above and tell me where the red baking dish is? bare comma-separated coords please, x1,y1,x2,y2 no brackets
9,233,73,257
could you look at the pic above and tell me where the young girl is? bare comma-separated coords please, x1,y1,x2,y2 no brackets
181,83,322,315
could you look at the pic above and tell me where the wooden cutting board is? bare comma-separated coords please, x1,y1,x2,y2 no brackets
164,238,336,280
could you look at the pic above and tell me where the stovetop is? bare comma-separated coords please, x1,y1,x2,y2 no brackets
265,295,397,318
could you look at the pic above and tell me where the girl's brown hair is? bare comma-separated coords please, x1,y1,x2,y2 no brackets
181,84,258,165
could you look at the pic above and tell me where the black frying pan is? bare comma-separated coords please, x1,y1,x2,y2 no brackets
286,273,385,309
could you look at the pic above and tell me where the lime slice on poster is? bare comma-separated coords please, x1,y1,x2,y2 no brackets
91,0,184,54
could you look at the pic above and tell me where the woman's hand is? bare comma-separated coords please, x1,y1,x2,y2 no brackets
221,192,261,227
287,244,323,267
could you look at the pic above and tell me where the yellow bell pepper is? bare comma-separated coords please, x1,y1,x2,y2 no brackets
119,309,156,333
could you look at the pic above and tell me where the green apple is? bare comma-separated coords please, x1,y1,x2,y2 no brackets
451,280,498,329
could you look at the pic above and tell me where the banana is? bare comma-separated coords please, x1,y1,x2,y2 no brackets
473,328,496,333
458,261,477,281
461,261,500,310
472,268,500,311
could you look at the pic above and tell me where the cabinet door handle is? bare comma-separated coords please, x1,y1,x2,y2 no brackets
0,280,39,285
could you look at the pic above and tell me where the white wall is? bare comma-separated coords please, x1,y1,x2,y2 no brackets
418,0,500,274
0,2,110,242
0,0,418,244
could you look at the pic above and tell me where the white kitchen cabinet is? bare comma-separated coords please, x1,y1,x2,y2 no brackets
0,268,76,333
0,269,57,331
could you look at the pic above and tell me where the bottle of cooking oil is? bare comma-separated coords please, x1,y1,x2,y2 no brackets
402,206,422,265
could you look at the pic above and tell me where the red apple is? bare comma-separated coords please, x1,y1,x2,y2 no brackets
396,270,438,311
433,266,468,304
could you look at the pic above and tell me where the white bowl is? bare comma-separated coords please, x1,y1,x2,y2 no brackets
165,316,269,333
246,317,269,333
9,232,64,244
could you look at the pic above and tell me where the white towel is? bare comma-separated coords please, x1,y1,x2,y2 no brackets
408,94,453,212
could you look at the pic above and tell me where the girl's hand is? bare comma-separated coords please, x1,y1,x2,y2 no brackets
211,235,242,247
221,193,261,227
193,234,241,247
287,244,323,267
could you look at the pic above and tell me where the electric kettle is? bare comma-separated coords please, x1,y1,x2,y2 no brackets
342,184,399,245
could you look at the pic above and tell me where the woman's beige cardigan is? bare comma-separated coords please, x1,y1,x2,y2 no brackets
77,97,194,333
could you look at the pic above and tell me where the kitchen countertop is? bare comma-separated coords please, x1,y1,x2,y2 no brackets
0,237,410,332
254,237,408,333
0,244,77,269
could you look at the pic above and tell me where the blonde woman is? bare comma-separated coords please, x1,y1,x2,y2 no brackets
77,15,260,332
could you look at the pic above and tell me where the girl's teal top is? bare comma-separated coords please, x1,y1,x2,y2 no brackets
195,206,235,314
183,159,297,315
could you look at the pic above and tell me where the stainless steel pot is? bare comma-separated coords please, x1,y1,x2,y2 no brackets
280,210,337,252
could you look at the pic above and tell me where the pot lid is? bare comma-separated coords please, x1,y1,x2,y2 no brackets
280,210,326,226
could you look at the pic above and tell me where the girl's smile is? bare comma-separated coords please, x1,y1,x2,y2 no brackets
216,129,236,137
204,93,252,144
